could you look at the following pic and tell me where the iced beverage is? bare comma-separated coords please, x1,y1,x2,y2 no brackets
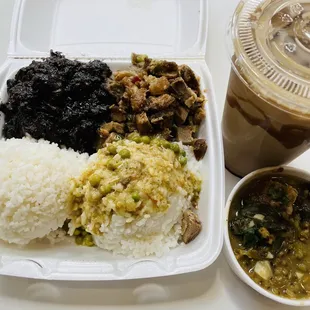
223,0,310,177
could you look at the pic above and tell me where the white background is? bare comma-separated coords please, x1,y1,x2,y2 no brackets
0,0,309,309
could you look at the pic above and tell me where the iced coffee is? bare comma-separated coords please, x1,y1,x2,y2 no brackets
223,0,310,177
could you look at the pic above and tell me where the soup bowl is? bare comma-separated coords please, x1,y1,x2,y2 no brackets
224,166,310,306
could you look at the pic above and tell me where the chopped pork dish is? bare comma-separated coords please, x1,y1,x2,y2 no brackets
104,53,208,161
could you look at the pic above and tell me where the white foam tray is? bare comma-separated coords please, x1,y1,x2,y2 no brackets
0,0,224,280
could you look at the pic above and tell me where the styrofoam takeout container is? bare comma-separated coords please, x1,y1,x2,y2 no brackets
224,166,310,306
0,0,224,280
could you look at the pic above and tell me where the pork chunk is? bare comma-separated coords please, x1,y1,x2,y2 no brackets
147,94,176,111
131,88,147,112
110,105,126,122
99,121,125,135
131,53,151,68
148,76,170,95
107,81,125,101
136,112,152,134
114,70,135,82
193,107,206,125
193,139,208,160
171,77,197,108
175,105,189,125
182,210,202,244
147,60,179,79
176,126,194,144
150,110,174,129
179,64,200,95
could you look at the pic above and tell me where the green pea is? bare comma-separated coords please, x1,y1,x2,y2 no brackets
128,132,141,143
83,234,94,247
141,136,151,144
119,149,131,159
162,140,171,148
100,184,113,196
107,144,117,155
73,229,81,236
132,136,141,143
89,173,101,187
170,143,180,153
107,159,119,170
178,155,187,166
181,149,186,156
132,192,140,202
75,236,83,245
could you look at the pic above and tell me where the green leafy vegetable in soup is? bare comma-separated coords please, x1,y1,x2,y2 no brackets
229,175,310,299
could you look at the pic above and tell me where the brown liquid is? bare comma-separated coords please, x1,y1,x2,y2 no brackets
222,68,310,177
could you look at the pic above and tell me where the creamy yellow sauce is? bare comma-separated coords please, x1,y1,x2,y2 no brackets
68,138,201,235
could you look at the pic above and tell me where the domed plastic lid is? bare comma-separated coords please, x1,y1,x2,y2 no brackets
231,0,310,116
7,0,208,60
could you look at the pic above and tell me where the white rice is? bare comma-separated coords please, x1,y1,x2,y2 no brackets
93,194,187,257
0,138,88,245
183,145,202,174
39,228,68,245
93,152,202,258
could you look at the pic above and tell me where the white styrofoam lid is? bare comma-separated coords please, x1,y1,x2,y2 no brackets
9,0,208,59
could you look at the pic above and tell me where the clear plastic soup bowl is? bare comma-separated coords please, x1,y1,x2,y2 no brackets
0,0,224,280
222,0,310,178
224,166,310,306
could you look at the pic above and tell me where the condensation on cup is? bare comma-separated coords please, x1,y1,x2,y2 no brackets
223,0,310,177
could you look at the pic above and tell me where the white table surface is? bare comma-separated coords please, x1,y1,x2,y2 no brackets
0,1,309,309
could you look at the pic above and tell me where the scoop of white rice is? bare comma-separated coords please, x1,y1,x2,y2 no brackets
93,194,188,257
0,138,88,245
93,148,202,258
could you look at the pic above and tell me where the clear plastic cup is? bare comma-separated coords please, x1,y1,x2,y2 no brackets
222,0,310,177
